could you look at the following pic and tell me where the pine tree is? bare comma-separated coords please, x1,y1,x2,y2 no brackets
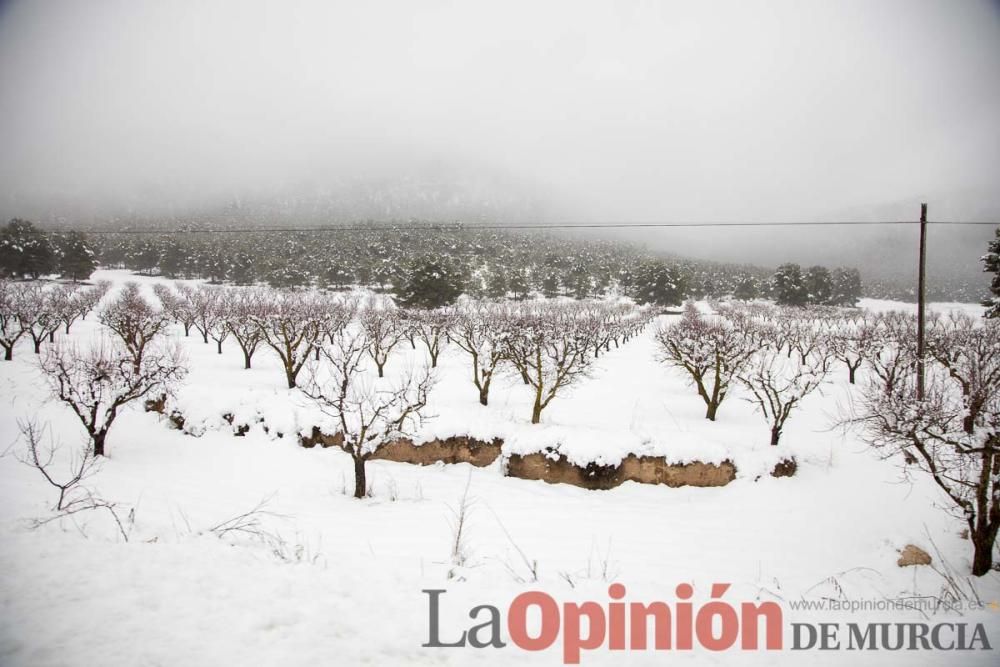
804,265,832,305
484,267,508,299
830,267,863,306
132,241,161,276
634,261,685,307
397,257,464,308
983,227,1000,318
508,269,529,300
772,263,807,306
56,232,97,281
323,262,354,290
159,241,188,278
266,265,311,288
566,264,592,299
230,251,260,285
617,266,638,298
733,275,759,300
0,219,56,278
541,272,561,298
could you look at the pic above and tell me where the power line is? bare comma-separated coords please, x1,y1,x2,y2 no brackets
46,220,1000,235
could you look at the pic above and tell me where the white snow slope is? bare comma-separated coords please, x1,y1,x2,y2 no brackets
1,271,998,666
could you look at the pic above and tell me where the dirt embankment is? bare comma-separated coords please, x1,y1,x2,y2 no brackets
505,452,738,489
151,403,795,489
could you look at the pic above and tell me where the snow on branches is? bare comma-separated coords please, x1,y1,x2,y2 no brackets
501,301,650,424
38,336,187,457
852,313,1000,575
656,301,834,442
100,282,172,373
655,303,757,421
251,289,327,388
302,326,434,498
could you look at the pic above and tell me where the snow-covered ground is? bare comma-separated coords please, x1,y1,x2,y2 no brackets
858,297,988,318
1,271,998,666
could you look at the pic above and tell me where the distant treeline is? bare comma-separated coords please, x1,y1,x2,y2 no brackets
863,275,990,304
4,216,978,306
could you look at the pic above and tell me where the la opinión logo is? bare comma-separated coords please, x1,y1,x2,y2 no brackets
423,583,783,664
422,584,995,663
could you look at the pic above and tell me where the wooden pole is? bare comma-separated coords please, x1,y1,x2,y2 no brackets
916,203,927,400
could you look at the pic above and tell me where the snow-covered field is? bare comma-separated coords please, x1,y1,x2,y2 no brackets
1,271,998,666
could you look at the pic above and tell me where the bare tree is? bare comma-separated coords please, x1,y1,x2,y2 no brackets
0,279,27,360
200,288,231,354
863,311,918,396
253,289,325,388
822,311,872,384
614,306,654,348
302,328,434,498
317,294,357,360
504,303,596,424
17,418,135,540
50,283,86,335
655,303,756,421
153,283,198,337
360,301,405,378
100,282,172,373
400,312,419,350
190,285,221,345
410,307,454,368
785,312,826,365
20,283,61,353
72,282,107,327
853,316,1000,575
452,302,508,406
738,322,831,445
574,301,644,358
16,419,101,511
38,336,187,456
224,287,266,368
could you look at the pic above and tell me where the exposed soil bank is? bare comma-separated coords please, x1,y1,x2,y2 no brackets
154,404,796,489
505,451,738,489
371,436,502,467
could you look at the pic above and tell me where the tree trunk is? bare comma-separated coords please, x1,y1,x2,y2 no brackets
970,441,999,575
93,431,107,457
2,345,12,361
202,332,209,344
705,402,718,421
971,528,997,576
770,426,781,446
243,351,252,369
376,362,385,378
65,322,72,334
48,331,55,343
848,365,856,384
531,387,543,424
353,456,367,499
478,380,490,406
33,339,41,354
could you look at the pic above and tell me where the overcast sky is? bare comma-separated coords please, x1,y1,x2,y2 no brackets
0,0,998,225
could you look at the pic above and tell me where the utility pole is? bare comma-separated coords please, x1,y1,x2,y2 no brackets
916,203,927,400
